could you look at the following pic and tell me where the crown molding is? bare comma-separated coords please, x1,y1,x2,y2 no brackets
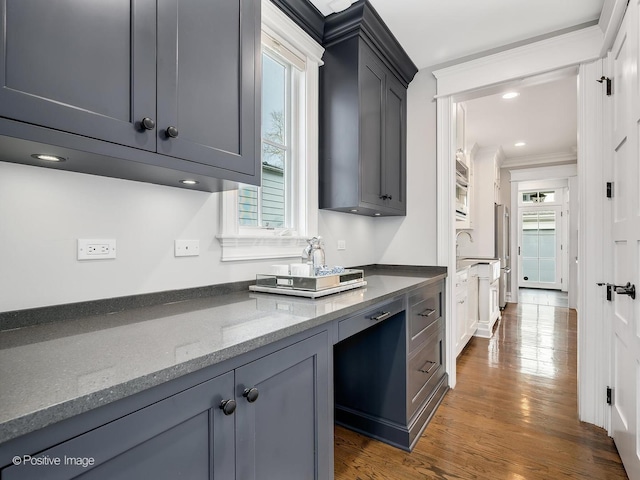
323,0,417,86
432,25,603,98
502,151,577,168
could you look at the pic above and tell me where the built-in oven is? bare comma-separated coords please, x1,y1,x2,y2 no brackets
455,152,469,219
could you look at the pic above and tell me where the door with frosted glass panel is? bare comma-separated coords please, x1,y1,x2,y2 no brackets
518,207,562,290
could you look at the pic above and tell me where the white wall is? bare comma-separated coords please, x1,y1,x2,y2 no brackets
374,69,439,265
0,161,380,312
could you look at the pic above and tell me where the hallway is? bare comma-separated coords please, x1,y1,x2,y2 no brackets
334,303,627,479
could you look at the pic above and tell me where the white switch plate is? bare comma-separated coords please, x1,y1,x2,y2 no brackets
337,240,346,251
175,239,200,257
77,239,116,260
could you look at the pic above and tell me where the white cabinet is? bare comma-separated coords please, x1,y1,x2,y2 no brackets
475,260,501,338
462,147,504,258
455,267,478,357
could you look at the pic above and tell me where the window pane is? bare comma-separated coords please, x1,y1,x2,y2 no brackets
261,144,286,228
239,185,258,226
262,54,286,146
239,49,290,230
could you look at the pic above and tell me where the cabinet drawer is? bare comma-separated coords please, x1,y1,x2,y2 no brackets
337,297,404,342
407,283,442,352
408,322,445,418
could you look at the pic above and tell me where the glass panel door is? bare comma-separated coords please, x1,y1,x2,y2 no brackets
519,208,562,289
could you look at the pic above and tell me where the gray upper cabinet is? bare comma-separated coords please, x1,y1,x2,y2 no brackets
320,0,416,217
0,0,260,191
0,0,157,151
156,0,259,175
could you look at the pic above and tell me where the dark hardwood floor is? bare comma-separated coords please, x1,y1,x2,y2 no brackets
335,303,628,479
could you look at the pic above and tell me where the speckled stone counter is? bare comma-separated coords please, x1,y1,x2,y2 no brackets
0,266,446,444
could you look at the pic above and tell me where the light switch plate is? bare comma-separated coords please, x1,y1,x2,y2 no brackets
175,239,200,257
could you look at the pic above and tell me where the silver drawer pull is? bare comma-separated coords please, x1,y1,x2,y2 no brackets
418,308,436,317
419,360,437,374
369,311,391,322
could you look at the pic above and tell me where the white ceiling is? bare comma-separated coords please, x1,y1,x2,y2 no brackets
464,74,578,161
308,0,596,165
310,0,605,69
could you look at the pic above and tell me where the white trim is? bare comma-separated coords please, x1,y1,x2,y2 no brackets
509,164,577,183
218,0,323,261
436,96,456,389
577,59,609,429
502,151,577,168
217,235,309,261
599,0,628,57
261,0,324,65
433,26,603,98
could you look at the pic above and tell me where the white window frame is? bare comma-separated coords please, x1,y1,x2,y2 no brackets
217,0,324,261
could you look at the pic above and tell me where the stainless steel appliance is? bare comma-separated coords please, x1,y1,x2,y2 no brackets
455,153,469,219
495,204,511,309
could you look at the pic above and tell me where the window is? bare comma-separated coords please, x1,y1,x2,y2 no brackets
521,190,556,204
239,46,294,230
217,0,324,261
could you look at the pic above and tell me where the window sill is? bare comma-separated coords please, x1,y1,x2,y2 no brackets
216,234,308,262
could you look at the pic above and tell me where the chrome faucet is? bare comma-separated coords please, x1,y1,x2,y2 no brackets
456,230,474,258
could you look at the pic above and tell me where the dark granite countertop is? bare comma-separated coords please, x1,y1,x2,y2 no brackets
0,266,446,444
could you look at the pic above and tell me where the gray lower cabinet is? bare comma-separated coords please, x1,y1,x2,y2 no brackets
236,332,330,480
0,0,260,189
1,372,236,480
0,331,330,480
334,281,448,451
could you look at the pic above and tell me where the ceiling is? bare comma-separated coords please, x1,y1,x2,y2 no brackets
309,0,605,69
464,74,578,162
307,0,598,165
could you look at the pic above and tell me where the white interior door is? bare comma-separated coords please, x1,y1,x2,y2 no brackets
518,206,562,290
607,2,640,478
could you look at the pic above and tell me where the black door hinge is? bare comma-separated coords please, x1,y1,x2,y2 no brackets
607,386,612,405
597,76,612,96
607,182,613,198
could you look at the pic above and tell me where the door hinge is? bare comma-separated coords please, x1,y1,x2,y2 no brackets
607,386,612,405
607,182,613,198
597,76,612,96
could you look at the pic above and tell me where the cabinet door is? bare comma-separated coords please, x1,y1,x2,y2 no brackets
235,332,330,480
455,295,468,357
359,46,386,208
383,74,407,213
2,372,235,480
157,0,260,175
0,0,157,151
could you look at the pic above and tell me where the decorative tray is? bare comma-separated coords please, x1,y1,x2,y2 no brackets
248,268,366,298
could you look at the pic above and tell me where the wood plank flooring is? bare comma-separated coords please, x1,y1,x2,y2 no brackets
335,303,628,479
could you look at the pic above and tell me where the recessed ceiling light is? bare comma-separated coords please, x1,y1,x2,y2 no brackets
515,142,526,147
350,209,358,213
31,154,66,162
502,92,520,99
179,179,199,185
374,213,381,216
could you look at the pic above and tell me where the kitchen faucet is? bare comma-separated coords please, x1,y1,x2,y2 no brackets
456,230,474,258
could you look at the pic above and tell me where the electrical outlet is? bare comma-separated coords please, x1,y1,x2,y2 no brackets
175,239,200,257
337,240,346,251
77,239,116,260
